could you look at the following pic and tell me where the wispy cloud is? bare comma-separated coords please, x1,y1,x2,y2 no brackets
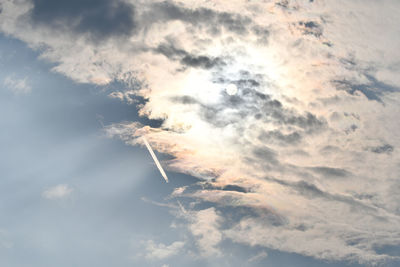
4,75,31,94
42,184,73,199
248,251,268,263
144,240,185,260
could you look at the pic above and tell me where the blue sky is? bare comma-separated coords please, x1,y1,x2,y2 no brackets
1,1,400,266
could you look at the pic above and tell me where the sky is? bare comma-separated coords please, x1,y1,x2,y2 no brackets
0,0,399,266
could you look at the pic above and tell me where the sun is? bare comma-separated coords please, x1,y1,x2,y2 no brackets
226,83,238,95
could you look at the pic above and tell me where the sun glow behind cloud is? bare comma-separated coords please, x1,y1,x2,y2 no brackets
2,0,400,264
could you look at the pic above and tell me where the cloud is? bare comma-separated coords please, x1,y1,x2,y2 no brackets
2,0,400,264
369,144,394,154
144,240,185,260
155,44,226,70
29,0,136,40
188,208,222,257
3,76,31,94
42,184,73,199
248,251,268,263
147,1,253,35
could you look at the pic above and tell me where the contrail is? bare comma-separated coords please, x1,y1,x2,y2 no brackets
177,200,187,214
142,137,169,183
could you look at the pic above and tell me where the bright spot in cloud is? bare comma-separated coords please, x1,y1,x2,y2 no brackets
226,83,238,95
42,184,73,199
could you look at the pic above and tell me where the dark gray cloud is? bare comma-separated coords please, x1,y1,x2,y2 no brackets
181,55,224,69
333,73,399,102
294,181,379,213
258,130,302,145
156,44,225,69
30,0,136,40
217,205,288,230
275,0,290,9
344,124,358,134
369,144,394,154
251,25,270,43
199,182,249,194
149,1,252,35
265,178,377,213
212,70,264,89
297,21,323,38
252,147,279,165
277,112,325,132
234,78,261,88
155,43,187,59
170,95,198,105
222,184,248,193
352,193,376,201
309,166,351,178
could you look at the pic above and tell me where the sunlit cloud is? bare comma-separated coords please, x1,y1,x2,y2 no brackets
144,240,185,260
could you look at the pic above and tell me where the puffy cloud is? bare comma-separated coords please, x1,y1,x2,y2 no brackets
188,208,222,257
144,240,185,260
42,184,73,199
2,0,400,264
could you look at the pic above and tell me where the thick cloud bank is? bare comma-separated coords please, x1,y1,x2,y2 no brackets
1,0,400,264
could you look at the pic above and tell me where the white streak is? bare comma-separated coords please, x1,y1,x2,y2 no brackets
142,137,169,183
177,200,187,214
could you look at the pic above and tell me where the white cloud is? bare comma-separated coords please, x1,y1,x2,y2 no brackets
248,251,268,263
42,184,73,199
144,240,185,260
188,208,222,257
4,75,31,94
